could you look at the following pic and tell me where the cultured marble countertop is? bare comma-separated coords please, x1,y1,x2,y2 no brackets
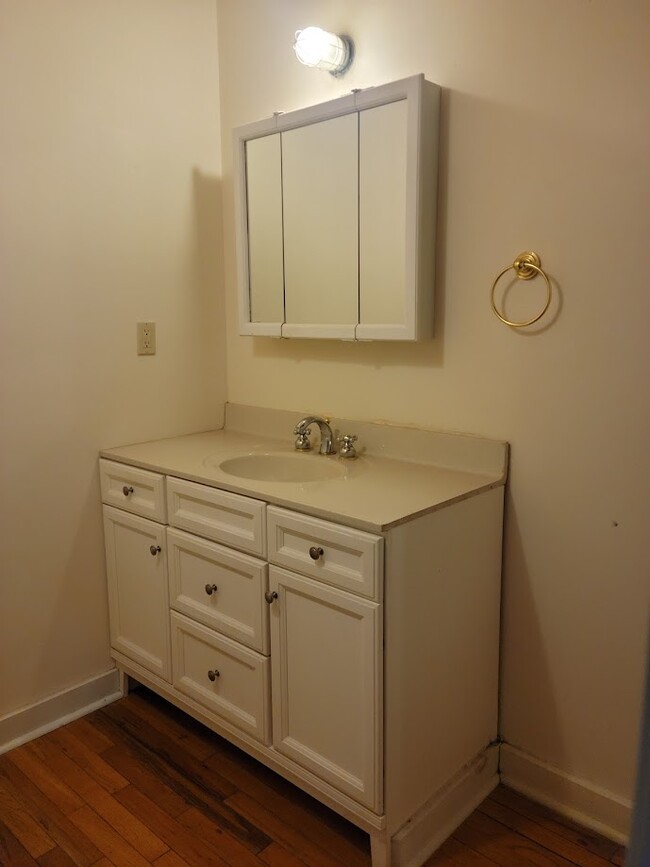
101,409,508,532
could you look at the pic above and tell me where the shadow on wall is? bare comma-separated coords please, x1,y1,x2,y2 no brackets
193,167,224,299
193,167,226,371
38,459,113,716
499,486,565,768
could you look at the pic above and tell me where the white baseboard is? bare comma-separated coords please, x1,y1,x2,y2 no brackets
392,744,500,867
0,676,634,854
500,743,632,845
0,669,122,755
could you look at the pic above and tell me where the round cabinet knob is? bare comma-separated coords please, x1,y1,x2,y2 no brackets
264,591,278,604
149,545,161,556
204,584,218,596
122,485,134,496
309,546,324,561
207,669,220,682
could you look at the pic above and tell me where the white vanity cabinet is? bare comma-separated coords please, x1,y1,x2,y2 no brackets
99,435,505,867
99,460,385,786
235,74,440,341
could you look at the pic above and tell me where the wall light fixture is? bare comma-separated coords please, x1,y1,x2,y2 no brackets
293,27,353,76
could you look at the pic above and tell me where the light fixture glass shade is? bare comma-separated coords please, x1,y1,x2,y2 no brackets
293,27,352,75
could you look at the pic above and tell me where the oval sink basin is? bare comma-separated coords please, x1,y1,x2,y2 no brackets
218,453,345,483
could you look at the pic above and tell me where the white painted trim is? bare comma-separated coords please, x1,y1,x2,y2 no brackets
500,743,632,845
0,669,121,755
276,93,358,131
391,744,499,866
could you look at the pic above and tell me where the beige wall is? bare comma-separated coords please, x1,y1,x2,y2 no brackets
0,0,225,717
217,0,650,802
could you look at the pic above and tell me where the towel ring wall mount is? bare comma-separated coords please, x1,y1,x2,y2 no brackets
490,251,552,328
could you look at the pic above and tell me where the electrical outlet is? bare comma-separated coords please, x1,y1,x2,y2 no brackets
137,322,156,355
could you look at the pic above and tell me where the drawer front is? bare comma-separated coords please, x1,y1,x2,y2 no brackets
170,611,270,744
167,477,266,557
167,527,269,654
267,507,383,600
100,459,166,522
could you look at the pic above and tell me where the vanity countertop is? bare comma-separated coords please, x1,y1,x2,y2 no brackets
101,405,508,533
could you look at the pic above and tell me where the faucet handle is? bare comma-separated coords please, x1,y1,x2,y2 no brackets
294,429,312,451
339,434,358,459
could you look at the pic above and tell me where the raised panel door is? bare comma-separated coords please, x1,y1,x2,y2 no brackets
103,506,171,681
269,565,382,811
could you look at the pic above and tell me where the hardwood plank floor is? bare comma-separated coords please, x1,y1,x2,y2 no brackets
0,687,627,867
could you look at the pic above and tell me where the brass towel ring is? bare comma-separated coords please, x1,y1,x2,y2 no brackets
490,251,552,328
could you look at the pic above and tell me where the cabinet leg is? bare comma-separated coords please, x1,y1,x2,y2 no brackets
370,832,391,867
117,669,131,697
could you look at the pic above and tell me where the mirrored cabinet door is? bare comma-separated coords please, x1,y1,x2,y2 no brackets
246,134,284,326
359,100,408,335
282,113,359,339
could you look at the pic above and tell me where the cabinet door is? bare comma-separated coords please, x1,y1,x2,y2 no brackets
359,99,408,332
282,113,358,338
246,133,284,329
103,506,171,681
269,566,382,811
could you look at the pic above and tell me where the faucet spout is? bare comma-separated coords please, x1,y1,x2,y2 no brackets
294,416,335,455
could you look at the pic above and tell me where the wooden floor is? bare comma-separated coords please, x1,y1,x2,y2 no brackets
0,687,627,867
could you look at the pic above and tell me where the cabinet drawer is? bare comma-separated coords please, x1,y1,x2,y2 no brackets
171,611,270,744
267,507,383,600
167,527,269,654
167,477,266,557
100,459,166,522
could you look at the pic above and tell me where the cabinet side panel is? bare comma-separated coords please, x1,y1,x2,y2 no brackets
282,113,358,326
269,566,381,811
383,486,504,833
415,79,440,340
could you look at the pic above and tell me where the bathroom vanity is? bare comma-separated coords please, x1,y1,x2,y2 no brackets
99,404,507,866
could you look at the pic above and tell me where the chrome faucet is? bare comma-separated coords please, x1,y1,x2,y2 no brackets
293,416,335,455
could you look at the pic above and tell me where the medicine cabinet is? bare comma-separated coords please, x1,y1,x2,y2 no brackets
233,74,440,341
